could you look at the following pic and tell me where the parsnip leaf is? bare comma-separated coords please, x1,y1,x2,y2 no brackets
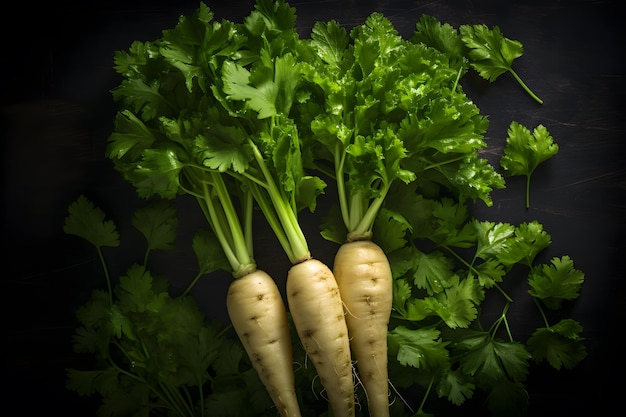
63,195,120,249
526,319,587,369
132,200,178,251
500,121,559,208
528,256,585,309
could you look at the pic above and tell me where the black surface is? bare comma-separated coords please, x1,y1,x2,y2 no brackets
2,1,624,416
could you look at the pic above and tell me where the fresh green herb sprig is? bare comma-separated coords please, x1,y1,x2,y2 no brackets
500,121,560,209
411,15,543,104
63,196,275,417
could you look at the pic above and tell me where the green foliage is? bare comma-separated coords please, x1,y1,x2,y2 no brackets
412,16,543,104
500,121,560,208
302,13,504,240
379,190,586,415
63,195,120,249
107,0,325,265
64,196,265,417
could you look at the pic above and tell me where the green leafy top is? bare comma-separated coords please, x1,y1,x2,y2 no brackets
298,13,503,244
106,0,325,267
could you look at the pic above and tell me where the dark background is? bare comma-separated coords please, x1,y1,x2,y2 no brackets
2,0,624,416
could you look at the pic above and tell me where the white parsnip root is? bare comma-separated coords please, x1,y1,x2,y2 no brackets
227,270,302,417
333,240,393,417
286,258,356,417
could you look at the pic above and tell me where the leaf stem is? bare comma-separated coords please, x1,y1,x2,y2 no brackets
249,139,310,264
532,296,550,328
96,247,114,306
509,68,543,104
335,144,351,231
525,173,531,209
197,172,256,277
440,244,514,303
416,375,435,415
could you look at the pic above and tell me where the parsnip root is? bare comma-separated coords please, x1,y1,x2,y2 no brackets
333,240,393,417
227,269,302,417
286,258,355,417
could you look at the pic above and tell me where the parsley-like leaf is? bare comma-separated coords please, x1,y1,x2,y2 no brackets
500,121,559,208
498,221,552,267
387,326,450,372
192,228,231,276
132,200,178,251
528,256,585,309
460,24,543,104
436,368,476,406
526,318,587,370
457,331,531,384
413,249,454,295
426,275,480,328
63,195,120,249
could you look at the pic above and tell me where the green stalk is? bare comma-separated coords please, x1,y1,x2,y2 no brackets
211,172,255,270
510,68,543,104
198,172,256,277
247,180,293,260
159,381,195,417
350,185,390,239
347,192,364,232
96,247,114,306
249,139,310,264
335,143,351,231
525,173,531,209
199,189,239,272
441,245,514,303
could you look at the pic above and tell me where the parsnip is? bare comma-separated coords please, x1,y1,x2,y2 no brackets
333,240,393,417
287,258,355,417
227,269,301,417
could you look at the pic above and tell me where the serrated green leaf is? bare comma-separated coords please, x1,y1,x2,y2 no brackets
65,368,121,397
387,326,450,372
527,319,587,369
500,122,559,208
192,228,231,275
528,256,585,309
116,264,165,314
63,195,120,249
436,367,475,406
430,275,481,328
132,200,178,251
459,336,531,384
498,220,551,267
373,207,412,252
474,220,515,261
460,24,523,82
413,249,454,295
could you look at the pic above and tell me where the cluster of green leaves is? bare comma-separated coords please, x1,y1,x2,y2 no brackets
107,0,326,266
373,184,586,416
296,13,504,243
411,15,543,104
64,196,278,417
